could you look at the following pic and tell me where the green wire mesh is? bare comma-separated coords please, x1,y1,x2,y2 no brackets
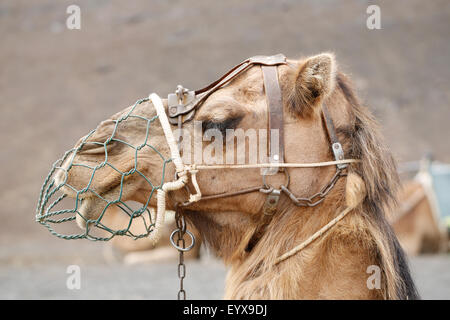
36,97,172,241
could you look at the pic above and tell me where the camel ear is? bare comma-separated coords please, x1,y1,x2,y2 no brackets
288,53,336,118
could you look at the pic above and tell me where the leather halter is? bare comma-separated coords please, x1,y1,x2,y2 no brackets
165,54,347,215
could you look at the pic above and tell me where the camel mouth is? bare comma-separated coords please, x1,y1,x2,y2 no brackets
73,184,126,230
37,161,159,241
75,197,100,229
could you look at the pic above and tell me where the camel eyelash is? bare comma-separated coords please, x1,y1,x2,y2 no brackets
202,116,244,136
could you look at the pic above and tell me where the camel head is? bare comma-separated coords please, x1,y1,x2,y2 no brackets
41,53,351,242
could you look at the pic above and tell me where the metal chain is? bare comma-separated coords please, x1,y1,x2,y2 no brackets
280,168,346,207
170,206,196,300
175,208,187,300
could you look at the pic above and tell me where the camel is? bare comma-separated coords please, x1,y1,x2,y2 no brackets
51,53,418,299
389,180,445,255
389,161,448,255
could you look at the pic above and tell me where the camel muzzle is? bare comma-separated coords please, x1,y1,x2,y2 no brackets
35,95,188,243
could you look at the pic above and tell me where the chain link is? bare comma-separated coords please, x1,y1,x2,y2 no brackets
172,206,195,300
280,168,346,207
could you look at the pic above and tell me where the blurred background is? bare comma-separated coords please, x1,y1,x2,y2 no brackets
0,0,449,299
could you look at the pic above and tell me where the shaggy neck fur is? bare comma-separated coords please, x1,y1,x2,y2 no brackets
188,177,386,299
223,180,379,299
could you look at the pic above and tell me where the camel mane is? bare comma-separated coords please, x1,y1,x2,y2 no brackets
334,73,418,299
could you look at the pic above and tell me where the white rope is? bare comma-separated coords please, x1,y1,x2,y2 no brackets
148,93,190,244
274,205,356,265
189,159,360,171
150,93,185,174
149,93,202,203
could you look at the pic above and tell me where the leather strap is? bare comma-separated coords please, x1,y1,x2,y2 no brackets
321,103,346,169
321,103,338,145
262,65,285,167
168,54,287,124
195,54,287,96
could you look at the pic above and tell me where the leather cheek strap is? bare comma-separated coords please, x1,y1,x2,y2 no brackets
261,65,346,172
261,65,285,169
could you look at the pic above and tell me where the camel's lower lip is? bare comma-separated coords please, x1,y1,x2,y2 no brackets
76,197,105,229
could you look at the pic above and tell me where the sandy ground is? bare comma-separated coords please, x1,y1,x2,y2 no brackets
0,0,449,299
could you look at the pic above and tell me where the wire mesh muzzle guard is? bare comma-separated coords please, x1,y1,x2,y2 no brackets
35,94,189,243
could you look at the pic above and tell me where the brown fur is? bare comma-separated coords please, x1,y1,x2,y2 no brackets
287,53,336,118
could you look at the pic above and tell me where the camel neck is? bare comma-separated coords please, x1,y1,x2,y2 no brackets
236,181,348,268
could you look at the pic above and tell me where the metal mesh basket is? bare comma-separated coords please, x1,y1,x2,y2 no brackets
35,97,172,241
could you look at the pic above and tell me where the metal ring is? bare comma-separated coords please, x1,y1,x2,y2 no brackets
262,169,290,190
170,229,196,252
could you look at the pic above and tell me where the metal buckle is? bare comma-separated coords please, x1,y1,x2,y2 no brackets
168,85,196,124
260,169,289,216
262,169,290,190
249,54,287,66
262,189,281,216
332,142,347,169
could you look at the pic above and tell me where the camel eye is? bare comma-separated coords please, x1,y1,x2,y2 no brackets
202,116,243,136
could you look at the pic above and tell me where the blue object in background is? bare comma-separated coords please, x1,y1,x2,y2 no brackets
431,163,450,225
